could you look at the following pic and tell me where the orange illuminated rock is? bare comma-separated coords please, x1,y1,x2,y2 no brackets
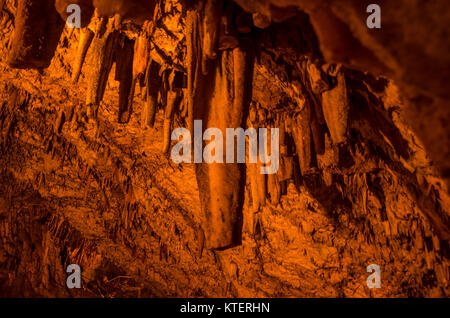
321,68,349,145
7,0,65,69
193,44,253,250
115,35,135,123
72,27,94,83
142,59,162,128
85,17,117,117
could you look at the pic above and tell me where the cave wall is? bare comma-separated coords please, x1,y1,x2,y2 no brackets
236,0,450,193
0,0,449,297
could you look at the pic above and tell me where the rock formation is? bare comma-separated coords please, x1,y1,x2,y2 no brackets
0,0,448,297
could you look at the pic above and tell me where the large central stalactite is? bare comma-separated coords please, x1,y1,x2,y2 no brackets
0,0,449,297
185,0,255,249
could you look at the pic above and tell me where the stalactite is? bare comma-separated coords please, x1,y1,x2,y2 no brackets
115,34,135,123
218,3,239,51
202,0,221,60
279,156,294,184
267,122,281,205
72,27,95,84
310,109,325,156
162,70,184,154
185,6,201,134
162,89,181,154
267,172,281,205
321,68,349,145
277,114,293,192
247,103,266,213
292,102,314,176
133,26,151,95
194,38,253,249
307,60,329,94
248,162,264,212
160,68,171,110
142,59,162,128
86,17,118,118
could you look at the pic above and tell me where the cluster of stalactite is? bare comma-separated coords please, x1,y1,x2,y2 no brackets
68,5,185,145
3,0,449,252
6,1,449,195
182,0,368,250
68,12,173,126
246,62,349,211
56,0,296,250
